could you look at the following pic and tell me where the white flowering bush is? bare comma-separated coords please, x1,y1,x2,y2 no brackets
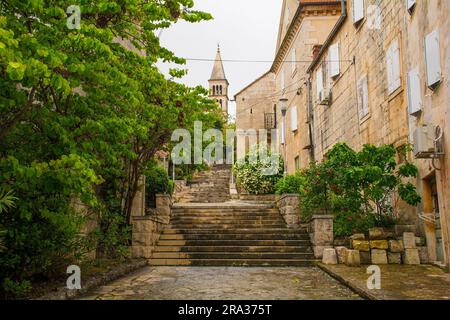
233,145,284,195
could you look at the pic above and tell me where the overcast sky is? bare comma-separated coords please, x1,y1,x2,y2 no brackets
157,0,283,118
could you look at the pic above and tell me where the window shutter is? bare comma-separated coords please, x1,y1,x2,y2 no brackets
387,40,401,94
357,75,369,118
352,0,365,24
406,0,416,13
316,66,323,97
290,106,298,132
407,67,422,115
425,30,441,88
281,69,285,92
329,43,340,78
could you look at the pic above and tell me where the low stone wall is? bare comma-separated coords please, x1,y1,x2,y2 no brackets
276,194,300,228
309,215,334,259
322,228,428,266
131,216,166,259
131,194,171,259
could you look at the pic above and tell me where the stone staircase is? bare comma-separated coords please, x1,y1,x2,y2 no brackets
175,165,231,203
149,165,314,267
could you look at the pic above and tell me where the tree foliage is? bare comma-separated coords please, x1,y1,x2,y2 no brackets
0,0,223,297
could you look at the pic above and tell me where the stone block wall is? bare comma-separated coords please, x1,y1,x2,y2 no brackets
276,194,300,228
131,216,165,259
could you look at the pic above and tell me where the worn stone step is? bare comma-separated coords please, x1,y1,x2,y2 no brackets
159,233,310,240
153,246,311,253
163,228,305,234
157,239,310,246
152,252,314,259
166,224,288,230
148,258,315,267
169,219,285,225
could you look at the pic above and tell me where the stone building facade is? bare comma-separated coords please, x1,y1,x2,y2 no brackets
235,0,449,268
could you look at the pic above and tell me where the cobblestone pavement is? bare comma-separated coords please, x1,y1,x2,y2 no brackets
79,266,361,300
319,264,450,300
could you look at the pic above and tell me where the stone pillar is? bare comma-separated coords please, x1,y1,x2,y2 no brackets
309,214,334,258
155,194,172,224
277,194,300,228
131,175,146,217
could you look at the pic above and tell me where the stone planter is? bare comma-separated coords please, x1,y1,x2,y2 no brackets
309,214,334,258
276,194,301,229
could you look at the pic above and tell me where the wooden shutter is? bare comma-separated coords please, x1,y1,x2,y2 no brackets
353,0,365,24
329,43,340,78
290,106,298,132
387,40,401,94
316,66,323,97
357,75,369,118
407,67,422,115
424,30,441,88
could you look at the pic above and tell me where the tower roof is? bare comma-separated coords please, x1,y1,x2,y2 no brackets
209,46,227,81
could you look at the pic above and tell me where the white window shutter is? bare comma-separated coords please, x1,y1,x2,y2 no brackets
353,0,365,24
316,66,323,97
329,43,340,78
407,67,422,115
357,75,369,118
425,30,441,88
387,40,401,94
290,106,298,131
406,0,416,13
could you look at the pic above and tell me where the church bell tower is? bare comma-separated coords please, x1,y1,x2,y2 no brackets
208,46,229,115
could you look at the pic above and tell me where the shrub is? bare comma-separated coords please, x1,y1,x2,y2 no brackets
296,143,420,236
0,155,99,298
145,165,175,196
275,172,305,195
233,145,284,195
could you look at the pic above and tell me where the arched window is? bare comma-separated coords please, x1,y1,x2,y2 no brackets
220,85,223,95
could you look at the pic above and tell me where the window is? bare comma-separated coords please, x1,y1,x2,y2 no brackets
407,67,422,115
220,85,223,95
357,75,369,119
352,0,365,24
290,106,298,132
292,48,297,74
406,0,416,14
295,156,300,171
386,40,401,94
424,30,441,89
329,42,340,78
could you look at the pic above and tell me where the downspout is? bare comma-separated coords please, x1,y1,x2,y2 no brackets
306,0,347,162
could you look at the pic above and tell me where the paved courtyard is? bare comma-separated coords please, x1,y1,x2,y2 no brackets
79,266,361,300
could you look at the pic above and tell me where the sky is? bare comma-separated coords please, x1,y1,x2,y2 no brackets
157,0,283,118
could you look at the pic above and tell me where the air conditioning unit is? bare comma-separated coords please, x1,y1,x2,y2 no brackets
413,125,436,158
319,89,331,105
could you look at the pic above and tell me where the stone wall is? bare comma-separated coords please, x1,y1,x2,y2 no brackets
131,194,171,259
276,194,300,228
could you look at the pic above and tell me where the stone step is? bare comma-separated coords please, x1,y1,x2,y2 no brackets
152,252,314,260
166,224,288,229
163,228,305,234
159,233,310,240
148,258,315,267
153,246,312,253
169,219,285,224
156,239,310,246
